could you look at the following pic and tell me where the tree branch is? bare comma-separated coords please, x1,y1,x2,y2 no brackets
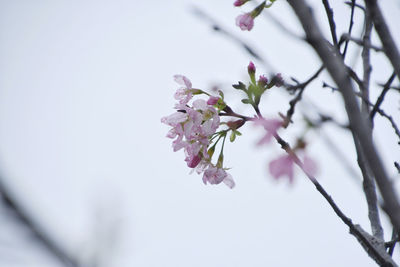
274,133,397,266
287,0,400,262
365,0,400,83
0,177,82,267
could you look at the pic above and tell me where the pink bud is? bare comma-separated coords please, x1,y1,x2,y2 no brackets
236,13,254,31
258,75,268,87
233,0,246,6
247,61,256,74
207,96,219,105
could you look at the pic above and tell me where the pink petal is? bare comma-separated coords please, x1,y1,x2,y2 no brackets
174,75,192,89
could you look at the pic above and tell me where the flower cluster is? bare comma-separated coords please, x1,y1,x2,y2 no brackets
161,75,235,188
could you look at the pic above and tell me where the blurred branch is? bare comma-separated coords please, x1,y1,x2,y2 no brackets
324,81,400,142
370,72,396,121
191,6,274,72
0,177,82,267
359,5,384,241
365,0,400,83
283,66,324,127
340,34,383,52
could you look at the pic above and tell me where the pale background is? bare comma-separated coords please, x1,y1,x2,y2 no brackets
0,0,399,266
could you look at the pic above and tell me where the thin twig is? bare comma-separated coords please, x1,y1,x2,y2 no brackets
191,6,274,72
342,0,356,59
322,0,339,48
340,34,383,52
324,81,400,143
386,229,399,256
283,66,324,127
370,72,396,121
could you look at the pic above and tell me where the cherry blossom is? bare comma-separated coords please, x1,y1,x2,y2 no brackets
202,166,235,188
236,13,254,31
253,117,282,145
269,154,295,183
162,76,235,188
269,153,317,183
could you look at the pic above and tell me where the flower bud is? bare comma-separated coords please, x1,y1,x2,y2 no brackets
227,119,245,130
270,73,284,87
247,61,256,75
257,75,268,87
207,96,219,105
233,0,248,6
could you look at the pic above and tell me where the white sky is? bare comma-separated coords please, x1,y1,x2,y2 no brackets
0,0,399,266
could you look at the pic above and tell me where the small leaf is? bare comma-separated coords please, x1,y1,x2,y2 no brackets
241,99,251,104
232,81,246,90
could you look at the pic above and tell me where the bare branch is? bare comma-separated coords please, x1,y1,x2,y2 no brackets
359,6,385,241
191,6,274,72
370,72,396,121
322,0,339,48
342,0,356,59
274,133,397,267
283,66,324,127
287,0,400,249
340,34,384,52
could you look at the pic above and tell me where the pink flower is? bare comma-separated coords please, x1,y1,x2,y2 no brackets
163,75,235,188
207,96,219,105
202,166,235,188
235,13,254,31
173,75,193,107
253,117,282,145
184,143,202,168
269,153,318,183
161,112,187,126
269,154,295,183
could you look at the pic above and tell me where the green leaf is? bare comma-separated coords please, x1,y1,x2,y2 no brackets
232,81,247,90
241,99,251,104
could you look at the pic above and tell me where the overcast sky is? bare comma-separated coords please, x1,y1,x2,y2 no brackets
0,0,399,266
